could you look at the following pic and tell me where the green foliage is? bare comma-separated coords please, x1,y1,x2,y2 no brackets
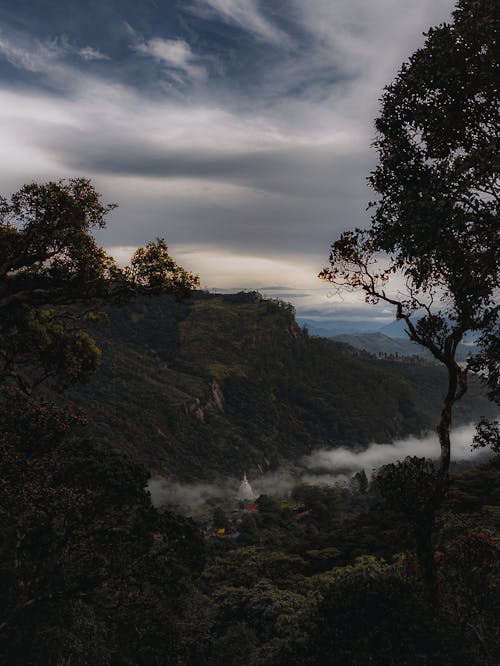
2,378,498,662
439,526,499,664
304,558,436,666
321,0,499,448
375,457,437,518
370,0,498,312
65,292,494,480
0,178,198,393
321,0,499,605
127,239,198,298
472,418,500,454
0,389,204,665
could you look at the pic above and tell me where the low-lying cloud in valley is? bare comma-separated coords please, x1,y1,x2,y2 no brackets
148,420,493,515
302,421,492,476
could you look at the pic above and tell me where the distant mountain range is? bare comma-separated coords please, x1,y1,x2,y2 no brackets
296,318,384,337
298,318,477,362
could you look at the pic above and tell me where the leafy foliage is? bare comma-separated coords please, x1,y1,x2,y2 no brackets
64,292,495,479
320,0,499,602
0,178,198,392
0,389,204,665
320,0,499,457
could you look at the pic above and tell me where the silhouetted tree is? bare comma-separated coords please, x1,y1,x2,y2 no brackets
321,0,499,603
0,178,203,662
0,388,205,664
0,178,199,392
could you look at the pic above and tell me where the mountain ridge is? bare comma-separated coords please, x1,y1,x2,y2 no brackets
66,292,495,480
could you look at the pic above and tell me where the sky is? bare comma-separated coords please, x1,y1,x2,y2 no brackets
0,0,456,320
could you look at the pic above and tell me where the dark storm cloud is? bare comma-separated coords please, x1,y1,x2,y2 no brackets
44,129,371,199
89,178,364,258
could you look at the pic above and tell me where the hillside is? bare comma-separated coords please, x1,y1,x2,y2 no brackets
68,292,495,480
331,332,475,362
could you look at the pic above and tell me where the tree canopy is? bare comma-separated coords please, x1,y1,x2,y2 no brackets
0,179,204,663
320,0,499,601
0,178,199,392
321,0,499,465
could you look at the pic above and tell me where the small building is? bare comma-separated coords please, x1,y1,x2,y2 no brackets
237,473,258,502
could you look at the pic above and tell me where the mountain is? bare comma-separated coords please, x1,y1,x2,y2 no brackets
331,332,476,363
295,317,413,338
67,292,494,480
332,332,421,357
296,318,381,336
378,319,414,338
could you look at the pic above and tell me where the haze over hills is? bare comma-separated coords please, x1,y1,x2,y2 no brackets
297,318,385,337
298,318,477,362
331,333,476,363
67,292,494,480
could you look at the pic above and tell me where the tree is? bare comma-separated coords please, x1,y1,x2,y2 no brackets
0,389,205,664
0,178,204,662
0,178,199,392
320,0,499,602
303,558,437,666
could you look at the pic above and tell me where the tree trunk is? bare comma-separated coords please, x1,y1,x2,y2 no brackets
417,357,467,608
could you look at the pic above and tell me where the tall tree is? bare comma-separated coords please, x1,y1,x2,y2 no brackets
0,179,203,662
320,0,499,601
0,389,205,664
0,178,199,392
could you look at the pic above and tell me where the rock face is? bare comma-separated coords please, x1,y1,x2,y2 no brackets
209,380,224,412
184,380,224,422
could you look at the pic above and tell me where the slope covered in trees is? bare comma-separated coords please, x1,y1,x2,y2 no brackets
67,291,495,479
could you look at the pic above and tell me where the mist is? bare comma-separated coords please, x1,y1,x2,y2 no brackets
147,478,234,512
302,420,492,475
147,468,301,515
147,419,494,515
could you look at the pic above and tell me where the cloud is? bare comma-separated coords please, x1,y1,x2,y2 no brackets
0,29,111,93
78,46,110,61
148,477,231,512
0,0,457,311
45,129,369,198
0,32,60,74
147,470,301,516
303,421,494,476
193,0,292,46
135,37,207,81
146,419,494,516
104,245,332,303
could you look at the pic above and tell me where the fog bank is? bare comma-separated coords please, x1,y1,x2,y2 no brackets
148,419,494,514
303,420,492,475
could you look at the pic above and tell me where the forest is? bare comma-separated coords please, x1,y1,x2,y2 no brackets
0,0,498,664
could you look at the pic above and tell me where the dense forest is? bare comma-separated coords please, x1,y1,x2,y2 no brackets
1,0,498,664
1,379,498,664
67,291,495,479
1,226,498,664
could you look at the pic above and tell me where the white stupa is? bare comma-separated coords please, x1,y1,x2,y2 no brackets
237,473,258,501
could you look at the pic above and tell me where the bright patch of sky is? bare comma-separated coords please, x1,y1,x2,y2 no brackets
0,0,455,319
